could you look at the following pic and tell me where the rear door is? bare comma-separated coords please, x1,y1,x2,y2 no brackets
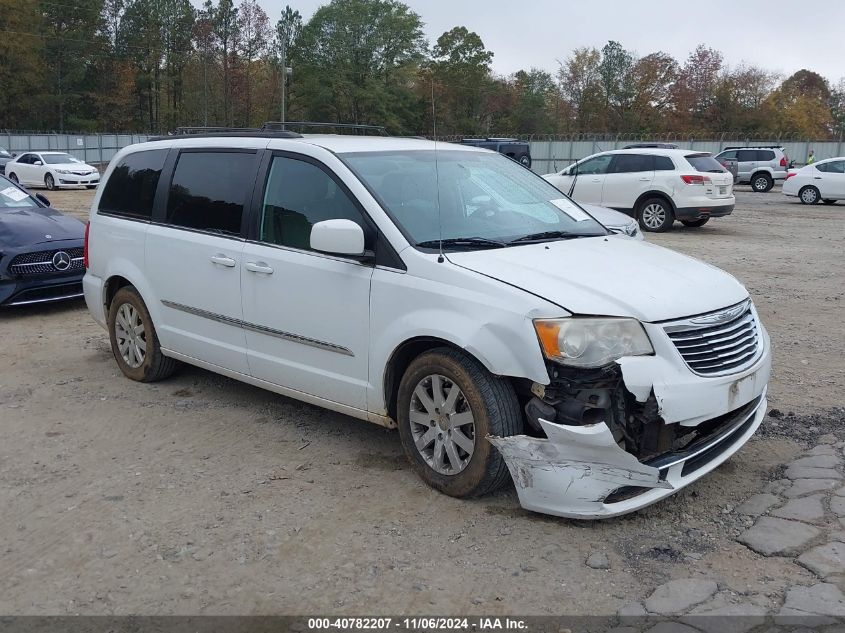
145,148,262,374
569,154,612,204
601,153,654,211
736,150,757,181
13,154,36,184
240,151,373,409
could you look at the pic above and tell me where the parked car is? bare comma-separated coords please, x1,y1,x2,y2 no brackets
783,157,845,204
0,174,85,306
542,149,734,232
5,151,100,190
0,147,14,175
84,131,770,519
459,138,531,167
714,146,789,192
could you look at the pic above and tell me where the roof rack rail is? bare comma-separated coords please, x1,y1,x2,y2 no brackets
261,121,389,136
151,126,303,141
723,145,784,150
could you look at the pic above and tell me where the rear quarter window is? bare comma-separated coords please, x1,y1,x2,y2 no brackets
654,156,675,171
99,149,168,220
756,150,776,161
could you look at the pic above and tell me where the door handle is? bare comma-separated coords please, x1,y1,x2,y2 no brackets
245,261,274,274
210,254,236,267
814,176,822,179
638,177,651,181
592,177,600,182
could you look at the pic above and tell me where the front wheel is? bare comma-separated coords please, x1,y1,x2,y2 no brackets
107,286,178,382
799,186,820,205
396,348,522,498
44,173,56,191
86,185,97,190
638,197,674,232
681,217,710,227
751,173,773,192
8,172,19,184
822,199,837,205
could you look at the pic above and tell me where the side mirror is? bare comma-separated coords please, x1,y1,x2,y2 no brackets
34,160,43,166
35,193,51,206
310,219,369,259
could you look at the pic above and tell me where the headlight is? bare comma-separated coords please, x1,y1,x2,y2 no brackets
56,169,71,174
534,318,654,367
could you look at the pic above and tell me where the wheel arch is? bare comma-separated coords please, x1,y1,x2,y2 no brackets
634,190,676,216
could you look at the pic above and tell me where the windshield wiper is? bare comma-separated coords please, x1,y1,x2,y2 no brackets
508,230,605,244
416,237,507,249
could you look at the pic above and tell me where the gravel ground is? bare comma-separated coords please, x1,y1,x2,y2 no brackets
1,185,844,618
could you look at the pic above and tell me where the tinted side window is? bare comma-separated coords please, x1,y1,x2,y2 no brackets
99,149,167,220
756,150,775,161
577,155,613,175
260,155,367,252
609,154,653,173
165,151,257,235
817,160,845,174
737,150,757,162
718,150,737,160
654,156,675,171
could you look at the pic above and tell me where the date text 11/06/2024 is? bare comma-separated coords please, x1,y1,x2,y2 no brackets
307,617,528,630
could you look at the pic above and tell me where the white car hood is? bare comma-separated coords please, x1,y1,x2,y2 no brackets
51,163,94,171
447,237,748,322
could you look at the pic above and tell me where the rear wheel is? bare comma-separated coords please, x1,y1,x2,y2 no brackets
799,186,820,205
751,173,773,192
519,155,531,168
396,348,521,498
681,217,710,228
822,199,837,205
86,185,97,189
638,197,674,232
107,286,178,382
44,173,56,190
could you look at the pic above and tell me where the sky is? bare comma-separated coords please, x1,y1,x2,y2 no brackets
243,0,845,83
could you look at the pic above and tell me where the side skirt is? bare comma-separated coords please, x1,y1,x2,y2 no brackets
161,348,397,429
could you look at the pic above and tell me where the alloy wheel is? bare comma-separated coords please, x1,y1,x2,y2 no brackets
753,176,769,191
114,302,146,368
409,374,475,475
641,203,667,230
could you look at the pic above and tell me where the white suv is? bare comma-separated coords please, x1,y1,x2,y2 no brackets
83,132,771,519
543,149,734,232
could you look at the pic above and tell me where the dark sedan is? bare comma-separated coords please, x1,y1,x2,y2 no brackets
0,147,13,175
0,174,85,306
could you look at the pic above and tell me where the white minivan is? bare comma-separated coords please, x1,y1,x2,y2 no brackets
83,131,771,519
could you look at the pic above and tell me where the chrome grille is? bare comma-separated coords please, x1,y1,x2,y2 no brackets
9,247,84,276
664,301,761,376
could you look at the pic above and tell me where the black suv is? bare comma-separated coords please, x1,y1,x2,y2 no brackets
459,138,531,168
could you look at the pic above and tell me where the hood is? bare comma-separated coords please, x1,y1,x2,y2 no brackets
51,163,95,171
0,207,85,249
447,237,748,322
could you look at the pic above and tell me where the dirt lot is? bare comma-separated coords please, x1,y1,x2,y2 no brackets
1,186,844,616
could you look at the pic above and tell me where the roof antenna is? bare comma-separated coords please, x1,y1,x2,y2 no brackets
431,72,444,263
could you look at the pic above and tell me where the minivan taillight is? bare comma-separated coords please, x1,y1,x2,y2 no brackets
780,157,787,167
83,222,90,268
680,174,711,185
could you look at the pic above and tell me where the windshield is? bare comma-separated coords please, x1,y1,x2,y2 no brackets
0,182,37,208
42,153,82,164
686,154,726,173
341,150,606,247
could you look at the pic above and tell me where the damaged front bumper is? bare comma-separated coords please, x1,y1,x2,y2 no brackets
489,317,771,519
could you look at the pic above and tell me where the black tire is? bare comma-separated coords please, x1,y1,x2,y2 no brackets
107,286,178,382
751,172,773,192
8,172,18,183
799,186,821,205
637,197,674,232
681,217,710,227
519,155,532,168
44,173,56,191
396,347,522,498
86,185,97,189
822,199,837,205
